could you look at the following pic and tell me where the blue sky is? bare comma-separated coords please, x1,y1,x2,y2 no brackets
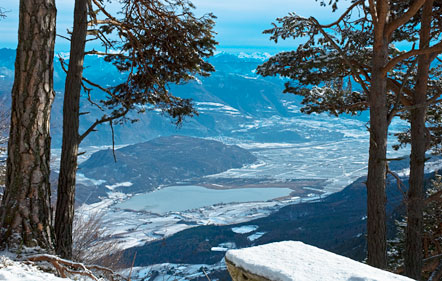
0,0,343,53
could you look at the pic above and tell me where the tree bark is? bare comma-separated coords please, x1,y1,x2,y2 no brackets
0,0,56,252
366,43,389,269
55,0,88,259
366,1,389,268
405,1,433,279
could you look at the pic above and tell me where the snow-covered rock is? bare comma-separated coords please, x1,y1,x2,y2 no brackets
225,241,414,281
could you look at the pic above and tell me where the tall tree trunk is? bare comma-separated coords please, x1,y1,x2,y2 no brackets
0,0,56,252
366,40,389,269
366,2,389,267
55,0,88,259
405,1,433,279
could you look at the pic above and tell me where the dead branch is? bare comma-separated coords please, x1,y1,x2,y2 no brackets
128,252,137,281
79,106,129,143
386,164,407,198
110,120,117,162
28,255,99,280
427,257,442,281
425,190,442,204
319,0,363,28
28,254,128,281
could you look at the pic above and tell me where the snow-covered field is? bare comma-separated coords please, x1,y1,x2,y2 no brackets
209,114,411,194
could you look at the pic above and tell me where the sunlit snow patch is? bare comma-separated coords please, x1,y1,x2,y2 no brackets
226,241,414,281
211,242,236,252
105,181,133,191
76,173,106,186
0,256,66,281
247,232,266,241
232,225,258,234
211,247,229,252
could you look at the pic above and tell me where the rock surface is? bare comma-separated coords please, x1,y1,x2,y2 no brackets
226,259,271,281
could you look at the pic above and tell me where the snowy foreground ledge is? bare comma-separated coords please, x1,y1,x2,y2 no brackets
225,241,414,281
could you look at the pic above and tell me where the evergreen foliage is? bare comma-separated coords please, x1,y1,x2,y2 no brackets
388,173,442,279
84,0,217,128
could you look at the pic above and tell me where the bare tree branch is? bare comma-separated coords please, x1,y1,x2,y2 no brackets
79,107,129,143
319,0,363,28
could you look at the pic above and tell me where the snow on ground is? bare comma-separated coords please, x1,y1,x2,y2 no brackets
125,259,227,281
206,136,414,194
0,256,70,281
226,241,414,281
211,247,230,252
105,182,133,191
231,225,258,234
247,232,266,241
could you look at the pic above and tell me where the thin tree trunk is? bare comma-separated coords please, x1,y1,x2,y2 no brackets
0,0,56,252
55,0,88,259
366,41,389,269
405,1,433,279
366,2,389,267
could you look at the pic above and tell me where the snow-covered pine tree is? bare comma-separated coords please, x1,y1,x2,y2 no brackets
257,1,442,272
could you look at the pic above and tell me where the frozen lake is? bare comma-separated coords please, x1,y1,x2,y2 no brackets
116,185,293,213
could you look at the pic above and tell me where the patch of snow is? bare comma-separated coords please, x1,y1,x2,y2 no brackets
126,260,227,281
76,173,106,186
211,247,229,252
0,256,69,281
218,242,236,249
247,232,266,241
248,161,266,169
226,241,414,281
232,225,258,234
105,182,133,191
